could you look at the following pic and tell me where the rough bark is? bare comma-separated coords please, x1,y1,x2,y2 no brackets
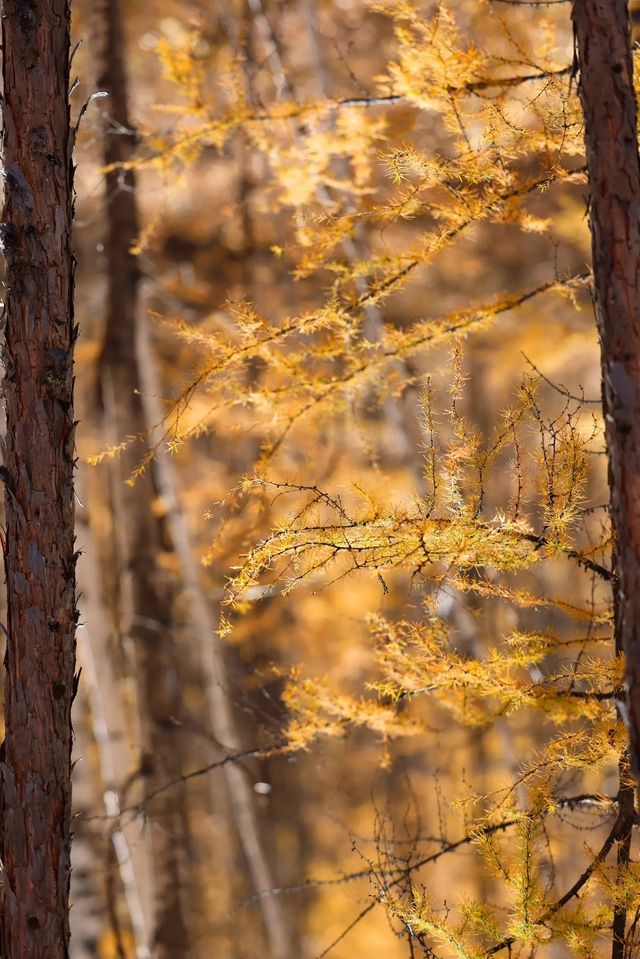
0,2,77,956
572,0,640,788
95,1,191,954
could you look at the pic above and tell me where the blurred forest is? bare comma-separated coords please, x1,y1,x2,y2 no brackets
35,0,637,955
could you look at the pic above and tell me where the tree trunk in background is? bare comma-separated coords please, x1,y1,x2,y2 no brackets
69,694,108,959
96,1,191,954
572,0,640,785
138,321,293,959
75,510,154,957
0,2,77,956
95,2,292,955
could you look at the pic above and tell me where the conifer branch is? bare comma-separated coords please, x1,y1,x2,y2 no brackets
231,507,612,600
334,66,572,108
520,532,614,582
310,794,619,958
487,824,619,955
354,170,587,310
85,742,289,826
246,272,590,468
96,7,631,954
147,265,589,470
126,67,573,171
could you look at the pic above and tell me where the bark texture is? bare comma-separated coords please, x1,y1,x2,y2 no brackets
96,2,191,954
0,2,77,956
572,0,640,782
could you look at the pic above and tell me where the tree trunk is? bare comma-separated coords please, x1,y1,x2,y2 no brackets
75,504,154,957
138,319,293,959
572,0,640,785
0,2,77,956
93,2,292,954
95,1,191,954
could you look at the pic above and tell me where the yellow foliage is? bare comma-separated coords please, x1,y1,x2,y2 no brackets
86,1,632,953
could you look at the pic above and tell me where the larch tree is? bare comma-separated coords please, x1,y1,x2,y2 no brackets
0,1,77,957
572,5,640,953
75,0,640,954
572,0,640,777
132,1,637,954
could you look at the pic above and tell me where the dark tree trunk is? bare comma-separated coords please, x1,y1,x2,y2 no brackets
572,8,640,959
572,0,640,781
97,0,140,374
95,1,191,953
0,2,77,957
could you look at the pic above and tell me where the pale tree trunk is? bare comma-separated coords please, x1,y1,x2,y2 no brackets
0,2,77,956
94,2,291,955
138,320,293,959
75,510,154,958
95,1,191,954
572,2,639,956
69,693,108,959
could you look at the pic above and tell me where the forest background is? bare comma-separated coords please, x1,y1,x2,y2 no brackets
3,0,638,957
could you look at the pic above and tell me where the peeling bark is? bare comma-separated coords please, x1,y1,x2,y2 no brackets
0,2,77,956
572,0,640,784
